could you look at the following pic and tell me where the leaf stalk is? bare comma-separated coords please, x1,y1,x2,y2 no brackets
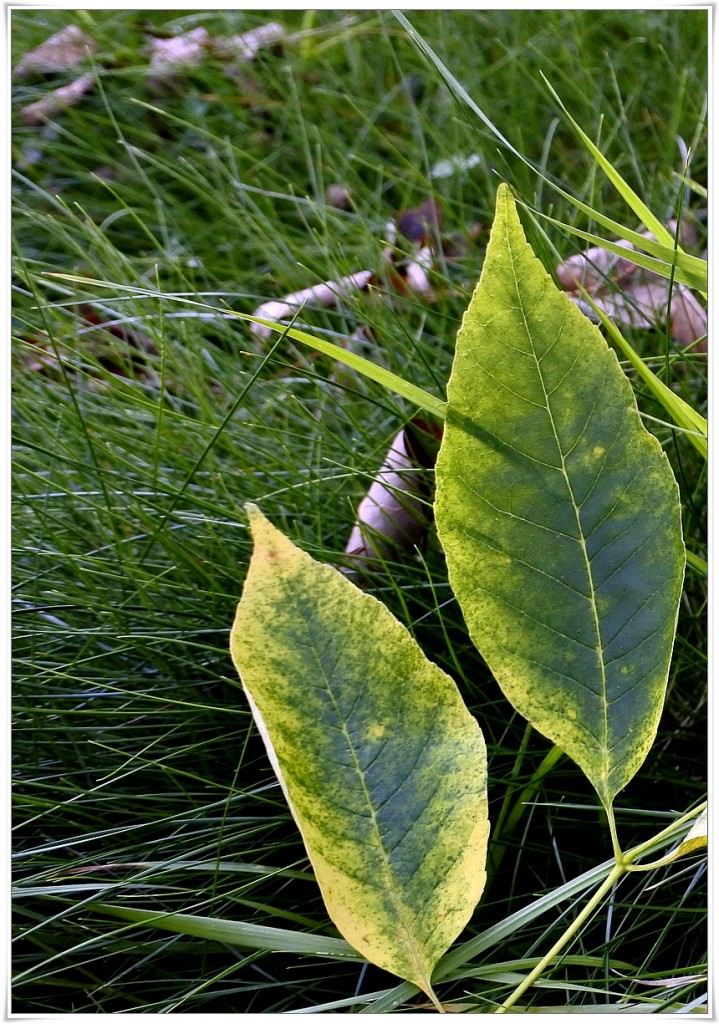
493,802,705,1011
494,864,624,1013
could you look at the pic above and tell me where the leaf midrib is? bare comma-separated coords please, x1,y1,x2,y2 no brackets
288,584,432,987
503,207,610,799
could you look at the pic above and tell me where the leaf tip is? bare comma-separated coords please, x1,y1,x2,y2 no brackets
243,504,301,570
496,180,512,201
244,502,274,541
495,181,519,224
244,501,261,520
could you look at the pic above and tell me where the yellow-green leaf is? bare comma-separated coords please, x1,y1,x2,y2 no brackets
230,506,489,999
435,184,685,811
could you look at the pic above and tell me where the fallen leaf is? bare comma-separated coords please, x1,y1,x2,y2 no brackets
570,280,673,330
14,25,96,79
402,245,434,298
250,271,373,340
21,72,94,126
148,27,210,73
325,183,351,209
557,222,707,353
345,418,441,567
556,237,639,293
397,198,442,245
670,287,708,352
213,22,285,62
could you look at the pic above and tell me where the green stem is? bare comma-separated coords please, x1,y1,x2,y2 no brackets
425,982,445,1013
605,803,623,865
493,802,705,1012
495,863,625,1013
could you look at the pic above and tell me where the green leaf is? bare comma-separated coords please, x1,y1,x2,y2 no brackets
229,506,489,999
435,184,685,810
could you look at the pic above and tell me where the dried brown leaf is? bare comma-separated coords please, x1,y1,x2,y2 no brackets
14,25,96,79
21,72,94,126
557,224,707,352
213,23,285,62
397,198,442,245
325,183,351,209
344,419,441,567
556,237,638,292
670,287,707,352
250,271,373,340
402,245,434,298
148,27,210,73
557,219,698,293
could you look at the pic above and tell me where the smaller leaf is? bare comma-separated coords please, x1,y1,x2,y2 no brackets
556,232,707,353
230,506,489,997
542,213,706,294
669,288,707,352
212,22,285,62
148,27,210,73
249,271,373,341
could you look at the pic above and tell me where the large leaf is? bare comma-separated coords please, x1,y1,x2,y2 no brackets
435,184,685,810
229,506,489,1000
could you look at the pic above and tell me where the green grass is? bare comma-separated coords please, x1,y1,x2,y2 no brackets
12,9,707,1013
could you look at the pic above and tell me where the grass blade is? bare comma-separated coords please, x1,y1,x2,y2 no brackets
88,903,359,960
43,273,448,418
